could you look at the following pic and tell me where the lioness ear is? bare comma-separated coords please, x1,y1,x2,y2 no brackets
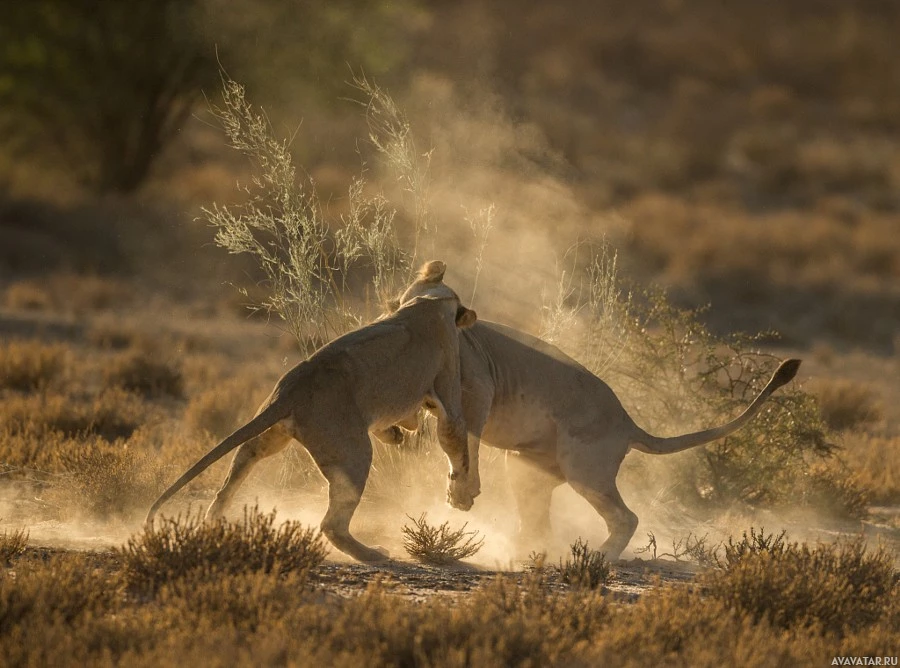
418,260,446,283
455,305,477,329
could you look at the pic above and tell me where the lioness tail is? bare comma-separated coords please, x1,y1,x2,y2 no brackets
630,359,801,455
144,403,289,527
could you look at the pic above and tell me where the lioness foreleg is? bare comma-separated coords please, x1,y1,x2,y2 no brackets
425,397,473,511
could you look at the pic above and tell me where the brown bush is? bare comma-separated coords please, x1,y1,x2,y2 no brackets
706,530,897,635
559,538,611,590
182,378,256,438
86,322,149,351
401,513,484,564
0,532,897,666
3,280,52,310
814,379,882,432
841,433,900,505
0,340,65,391
0,527,28,564
0,388,146,441
104,350,184,399
61,435,168,518
119,505,328,596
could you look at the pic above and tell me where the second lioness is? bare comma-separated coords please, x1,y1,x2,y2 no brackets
146,261,476,562
382,276,801,560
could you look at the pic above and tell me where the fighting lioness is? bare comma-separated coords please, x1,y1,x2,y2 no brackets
383,275,801,560
146,261,476,562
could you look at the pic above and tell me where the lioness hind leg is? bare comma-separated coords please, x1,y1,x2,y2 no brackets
307,431,389,563
206,422,293,520
568,480,638,560
505,452,563,552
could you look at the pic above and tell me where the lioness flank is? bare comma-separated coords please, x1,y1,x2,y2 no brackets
146,261,476,562
382,272,801,560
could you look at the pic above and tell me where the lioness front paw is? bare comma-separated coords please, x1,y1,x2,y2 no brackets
447,474,475,511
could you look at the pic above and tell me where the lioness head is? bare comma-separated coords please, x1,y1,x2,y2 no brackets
390,261,477,328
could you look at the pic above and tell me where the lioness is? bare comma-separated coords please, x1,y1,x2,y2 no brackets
382,275,801,560
145,261,476,562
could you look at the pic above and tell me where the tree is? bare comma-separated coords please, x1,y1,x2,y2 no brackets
0,0,213,193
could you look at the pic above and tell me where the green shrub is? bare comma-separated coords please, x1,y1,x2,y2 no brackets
119,506,328,596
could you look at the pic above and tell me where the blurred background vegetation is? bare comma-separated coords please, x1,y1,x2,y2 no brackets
0,0,897,351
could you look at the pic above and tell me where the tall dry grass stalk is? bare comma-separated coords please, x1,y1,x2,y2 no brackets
540,240,631,377
352,73,434,268
465,203,495,306
204,74,416,351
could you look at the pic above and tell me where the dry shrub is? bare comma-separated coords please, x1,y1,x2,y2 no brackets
155,569,309,635
3,280,52,310
705,529,897,636
0,539,897,666
0,553,118,665
61,436,168,518
47,273,134,313
802,459,871,519
0,388,146,441
0,340,65,391
86,322,149,351
559,538,611,589
182,378,256,438
119,505,328,596
0,527,28,564
104,350,184,399
0,427,81,472
401,513,484,564
814,378,882,432
3,275,132,314
841,433,900,505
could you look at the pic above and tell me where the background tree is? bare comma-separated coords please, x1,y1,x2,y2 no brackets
0,0,421,195
0,0,213,193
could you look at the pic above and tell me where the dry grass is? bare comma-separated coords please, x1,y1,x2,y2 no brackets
705,530,896,636
0,340,65,391
813,378,883,432
0,529,895,666
841,433,900,505
0,388,146,442
119,506,328,596
103,350,184,399
60,436,169,518
182,377,258,439
3,280,52,310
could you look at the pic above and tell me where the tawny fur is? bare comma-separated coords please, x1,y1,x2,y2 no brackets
146,262,476,563
382,279,801,560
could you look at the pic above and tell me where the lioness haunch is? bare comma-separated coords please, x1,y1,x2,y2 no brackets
146,261,475,563
382,273,801,560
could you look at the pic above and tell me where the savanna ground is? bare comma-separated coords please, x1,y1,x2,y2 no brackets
1,0,899,665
